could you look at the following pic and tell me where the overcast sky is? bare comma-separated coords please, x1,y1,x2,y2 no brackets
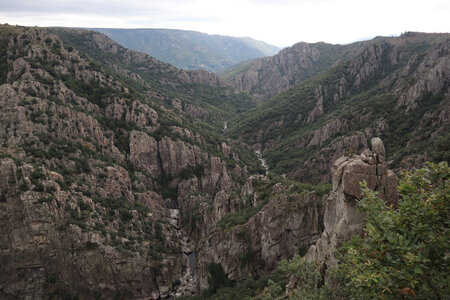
1,0,449,47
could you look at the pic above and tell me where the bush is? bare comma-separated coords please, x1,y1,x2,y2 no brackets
338,162,450,299
207,262,233,294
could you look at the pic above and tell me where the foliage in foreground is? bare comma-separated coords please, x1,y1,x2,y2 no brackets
191,162,449,299
288,162,449,299
338,161,449,299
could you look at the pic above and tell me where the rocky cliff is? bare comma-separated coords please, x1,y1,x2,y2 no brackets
0,25,260,299
228,32,450,183
194,176,325,290
305,138,398,270
222,40,370,100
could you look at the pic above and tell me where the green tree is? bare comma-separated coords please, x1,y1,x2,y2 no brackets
278,254,322,299
207,262,233,294
339,162,450,299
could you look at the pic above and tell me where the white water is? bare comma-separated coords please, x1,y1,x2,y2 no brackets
255,149,269,175
223,120,228,132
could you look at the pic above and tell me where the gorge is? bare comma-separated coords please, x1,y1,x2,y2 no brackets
0,25,448,299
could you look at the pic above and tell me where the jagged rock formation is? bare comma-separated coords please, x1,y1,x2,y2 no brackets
50,28,257,125
193,176,325,290
228,32,450,183
0,25,258,299
305,138,398,269
223,40,369,100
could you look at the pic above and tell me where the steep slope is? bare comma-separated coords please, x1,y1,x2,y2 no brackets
222,40,368,100
0,25,329,300
49,28,257,128
1,25,448,299
228,32,450,183
0,24,268,299
91,28,280,72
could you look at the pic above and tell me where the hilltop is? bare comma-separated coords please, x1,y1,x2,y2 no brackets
91,28,280,73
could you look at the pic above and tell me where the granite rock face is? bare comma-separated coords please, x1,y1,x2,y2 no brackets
228,33,449,184
396,39,450,112
305,138,398,268
225,42,351,100
0,25,251,299
196,188,324,290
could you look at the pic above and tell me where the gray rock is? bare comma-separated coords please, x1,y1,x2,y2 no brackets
305,138,398,270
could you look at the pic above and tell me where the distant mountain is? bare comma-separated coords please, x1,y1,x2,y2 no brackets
90,28,281,73
1,25,448,300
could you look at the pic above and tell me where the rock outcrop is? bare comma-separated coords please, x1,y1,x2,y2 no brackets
396,39,450,112
0,25,251,299
227,32,449,184
226,42,334,100
192,175,325,290
305,138,398,269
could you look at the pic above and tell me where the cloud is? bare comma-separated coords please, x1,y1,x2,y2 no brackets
0,0,448,47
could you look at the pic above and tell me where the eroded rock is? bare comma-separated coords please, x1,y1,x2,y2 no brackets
305,138,398,268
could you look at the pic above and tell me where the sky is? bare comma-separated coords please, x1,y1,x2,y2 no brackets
0,0,449,47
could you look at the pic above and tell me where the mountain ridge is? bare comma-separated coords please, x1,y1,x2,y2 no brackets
90,27,281,73
0,24,448,299
227,32,450,183
222,32,449,101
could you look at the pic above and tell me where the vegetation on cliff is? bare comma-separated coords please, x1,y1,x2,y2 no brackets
0,24,448,299
227,33,449,183
90,28,280,73
197,162,449,299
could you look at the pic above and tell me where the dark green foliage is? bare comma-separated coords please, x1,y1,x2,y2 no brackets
75,157,91,173
19,181,29,191
33,182,45,192
119,208,133,223
183,271,288,300
431,132,450,163
218,199,267,230
298,245,308,257
0,31,13,84
30,168,45,192
85,241,99,250
23,87,38,97
207,263,234,294
338,162,450,299
96,116,136,154
78,201,90,211
62,77,119,108
38,196,54,203
227,37,449,181
178,165,205,180
278,254,322,298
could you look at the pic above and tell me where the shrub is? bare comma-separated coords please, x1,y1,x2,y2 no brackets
338,162,450,299
207,262,233,293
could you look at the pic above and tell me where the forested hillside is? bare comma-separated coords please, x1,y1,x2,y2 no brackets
92,28,280,72
228,32,450,183
0,24,448,299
